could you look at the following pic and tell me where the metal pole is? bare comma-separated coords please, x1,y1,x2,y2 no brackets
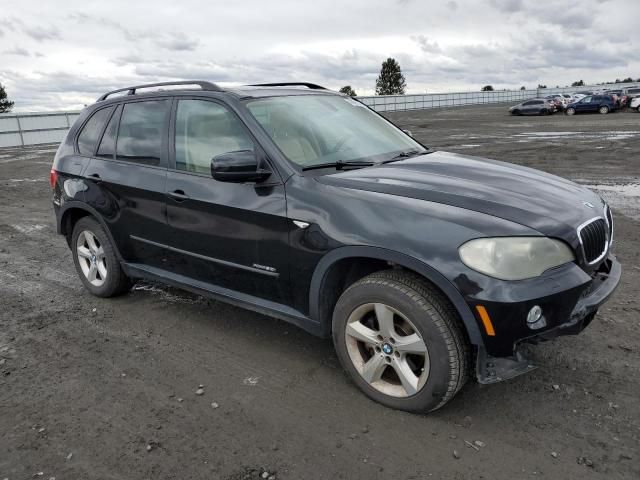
15,115,25,148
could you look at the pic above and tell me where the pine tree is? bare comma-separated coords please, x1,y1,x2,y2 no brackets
375,58,406,95
339,86,357,97
0,83,14,113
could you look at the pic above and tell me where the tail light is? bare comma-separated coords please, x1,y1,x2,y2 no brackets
49,168,58,189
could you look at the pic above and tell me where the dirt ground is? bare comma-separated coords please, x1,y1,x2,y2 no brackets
1,104,639,480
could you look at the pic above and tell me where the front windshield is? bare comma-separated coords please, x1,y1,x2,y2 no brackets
245,95,427,168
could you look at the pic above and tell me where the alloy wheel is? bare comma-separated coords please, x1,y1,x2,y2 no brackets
599,106,609,114
76,230,107,287
566,108,575,115
344,302,430,398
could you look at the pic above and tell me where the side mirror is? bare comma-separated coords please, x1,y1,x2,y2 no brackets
211,150,271,183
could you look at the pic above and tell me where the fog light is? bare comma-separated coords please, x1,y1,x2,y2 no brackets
526,305,546,330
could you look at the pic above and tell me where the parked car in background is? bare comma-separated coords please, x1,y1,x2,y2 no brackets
509,99,556,115
605,90,626,108
544,94,566,110
622,87,640,106
565,95,617,115
561,93,574,103
630,96,640,111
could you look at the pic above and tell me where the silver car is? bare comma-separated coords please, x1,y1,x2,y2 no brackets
509,99,556,115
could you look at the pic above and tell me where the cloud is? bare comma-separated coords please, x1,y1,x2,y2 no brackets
4,47,30,56
155,32,199,51
489,0,525,13
1,0,639,110
411,35,443,54
23,24,61,42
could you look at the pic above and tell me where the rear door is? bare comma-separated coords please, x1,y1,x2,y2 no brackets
83,99,171,268
164,97,291,304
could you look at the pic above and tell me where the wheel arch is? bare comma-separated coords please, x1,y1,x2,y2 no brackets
308,246,484,347
58,202,123,261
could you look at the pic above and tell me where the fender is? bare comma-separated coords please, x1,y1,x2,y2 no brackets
308,245,484,347
57,201,124,261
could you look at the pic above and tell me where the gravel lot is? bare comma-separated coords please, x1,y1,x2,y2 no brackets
1,103,639,479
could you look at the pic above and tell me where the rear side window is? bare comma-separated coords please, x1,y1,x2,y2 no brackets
116,100,169,166
97,105,121,159
77,107,114,156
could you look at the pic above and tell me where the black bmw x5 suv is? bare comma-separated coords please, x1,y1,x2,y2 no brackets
51,80,621,412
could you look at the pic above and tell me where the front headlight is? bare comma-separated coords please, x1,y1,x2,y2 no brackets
459,237,575,281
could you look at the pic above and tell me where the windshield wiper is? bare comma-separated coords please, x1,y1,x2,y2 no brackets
381,149,426,164
301,160,375,171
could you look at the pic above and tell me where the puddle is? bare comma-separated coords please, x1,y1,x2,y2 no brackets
11,224,47,234
580,182,640,221
514,131,640,141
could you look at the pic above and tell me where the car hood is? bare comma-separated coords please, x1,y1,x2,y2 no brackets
317,151,604,239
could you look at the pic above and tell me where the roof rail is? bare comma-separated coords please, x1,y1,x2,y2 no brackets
97,80,223,101
248,82,327,90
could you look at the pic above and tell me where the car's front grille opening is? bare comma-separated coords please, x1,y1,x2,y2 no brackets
578,218,608,264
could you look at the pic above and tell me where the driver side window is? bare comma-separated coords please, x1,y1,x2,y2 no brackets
175,100,254,175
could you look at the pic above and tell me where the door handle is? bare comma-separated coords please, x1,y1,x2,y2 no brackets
87,173,101,182
168,189,189,201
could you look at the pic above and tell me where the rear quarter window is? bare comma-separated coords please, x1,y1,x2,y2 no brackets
77,107,114,156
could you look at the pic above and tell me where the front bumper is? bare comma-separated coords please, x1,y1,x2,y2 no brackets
469,254,621,383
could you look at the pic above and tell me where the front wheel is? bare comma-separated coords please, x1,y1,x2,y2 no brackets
71,217,131,297
599,105,609,114
566,107,576,115
332,270,470,413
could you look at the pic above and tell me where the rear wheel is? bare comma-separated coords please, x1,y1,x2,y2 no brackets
599,105,609,114
71,217,130,297
332,270,470,413
566,107,576,115
539,108,548,115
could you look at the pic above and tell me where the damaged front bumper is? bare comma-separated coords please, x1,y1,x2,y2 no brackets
475,254,621,384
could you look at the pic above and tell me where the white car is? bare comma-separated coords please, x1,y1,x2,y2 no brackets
631,96,640,111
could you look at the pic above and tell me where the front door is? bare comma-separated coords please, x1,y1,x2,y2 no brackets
576,96,593,112
164,98,291,304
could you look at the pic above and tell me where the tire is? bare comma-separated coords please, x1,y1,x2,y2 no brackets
71,216,131,297
566,107,576,116
511,109,521,116
599,105,609,114
332,270,470,413
539,109,547,116
637,106,640,113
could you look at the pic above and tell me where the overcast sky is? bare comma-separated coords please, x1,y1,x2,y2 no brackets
1,0,638,111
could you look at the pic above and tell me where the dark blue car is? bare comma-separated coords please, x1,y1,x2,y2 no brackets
565,94,616,115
